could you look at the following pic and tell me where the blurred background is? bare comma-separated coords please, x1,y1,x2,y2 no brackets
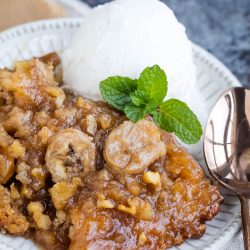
0,0,249,86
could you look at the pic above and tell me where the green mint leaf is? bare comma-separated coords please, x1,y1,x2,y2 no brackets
130,90,148,106
145,102,158,114
137,65,167,105
131,90,158,117
154,99,202,144
100,76,137,111
152,110,161,127
124,104,146,122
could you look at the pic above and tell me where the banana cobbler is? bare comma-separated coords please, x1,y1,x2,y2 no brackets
0,53,223,249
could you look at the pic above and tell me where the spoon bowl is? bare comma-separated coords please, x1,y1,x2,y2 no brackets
204,87,250,250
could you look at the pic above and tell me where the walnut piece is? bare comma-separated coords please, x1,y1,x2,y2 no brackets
0,185,29,234
27,202,52,230
50,178,81,209
142,171,162,189
118,197,154,221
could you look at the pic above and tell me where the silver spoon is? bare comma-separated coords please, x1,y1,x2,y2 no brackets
204,87,250,250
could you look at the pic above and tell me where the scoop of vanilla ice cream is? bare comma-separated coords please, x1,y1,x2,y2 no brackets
62,0,196,101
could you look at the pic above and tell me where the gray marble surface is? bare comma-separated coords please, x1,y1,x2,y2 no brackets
81,0,250,87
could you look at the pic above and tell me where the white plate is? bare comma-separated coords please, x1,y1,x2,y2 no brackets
0,18,242,250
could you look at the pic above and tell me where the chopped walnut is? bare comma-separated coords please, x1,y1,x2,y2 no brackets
118,197,154,221
0,154,14,184
27,202,52,230
31,167,47,191
118,203,136,216
34,111,50,127
97,194,115,209
9,140,25,158
142,171,162,189
98,114,112,130
50,178,80,210
86,115,97,136
54,210,66,227
10,183,20,200
174,235,184,245
97,199,115,209
0,185,29,234
45,86,63,97
75,97,85,108
0,124,12,148
138,232,147,245
54,107,78,124
38,127,54,144
76,97,95,110
139,200,154,221
16,162,32,185
45,86,65,108
125,177,144,196
2,107,32,138
20,184,33,199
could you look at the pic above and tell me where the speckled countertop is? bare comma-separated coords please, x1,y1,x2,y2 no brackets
81,0,250,87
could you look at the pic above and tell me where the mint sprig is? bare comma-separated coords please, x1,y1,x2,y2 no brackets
137,65,167,106
99,65,202,144
154,99,202,144
124,104,146,122
100,76,137,111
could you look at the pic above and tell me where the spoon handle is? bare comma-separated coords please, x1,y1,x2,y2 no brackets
239,195,250,250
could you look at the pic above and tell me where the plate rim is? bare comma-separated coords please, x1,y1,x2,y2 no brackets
0,18,242,250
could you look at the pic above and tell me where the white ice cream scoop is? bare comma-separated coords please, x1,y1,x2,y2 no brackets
62,0,196,102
